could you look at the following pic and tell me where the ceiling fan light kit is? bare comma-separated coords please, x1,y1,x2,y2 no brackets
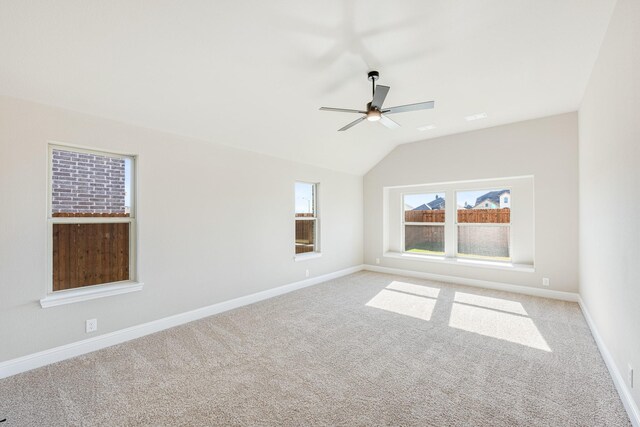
366,108,381,121
319,71,435,131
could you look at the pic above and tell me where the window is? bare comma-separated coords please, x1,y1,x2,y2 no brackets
403,193,445,255
48,145,136,293
456,189,511,261
295,182,318,255
385,177,532,268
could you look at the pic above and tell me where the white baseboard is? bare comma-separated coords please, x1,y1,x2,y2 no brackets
578,296,640,427
363,265,579,301
0,264,365,380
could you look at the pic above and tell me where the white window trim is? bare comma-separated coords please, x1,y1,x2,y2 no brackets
382,251,535,273
294,181,320,260
40,281,144,308
293,252,323,262
43,143,142,308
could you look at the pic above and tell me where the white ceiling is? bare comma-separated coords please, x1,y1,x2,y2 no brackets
0,0,616,175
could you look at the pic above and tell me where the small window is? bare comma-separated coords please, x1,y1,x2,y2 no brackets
456,189,511,261
403,193,445,255
49,146,136,291
295,182,318,254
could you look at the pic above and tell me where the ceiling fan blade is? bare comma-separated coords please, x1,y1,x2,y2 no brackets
320,107,367,114
379,114,400,129
338,116,366,131
371,85,390,109
383,101,435,115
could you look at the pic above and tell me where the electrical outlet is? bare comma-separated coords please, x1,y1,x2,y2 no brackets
86,318,98,333
629,364,634,388
305,269,309,278
542,278,550,287
375,258,380,265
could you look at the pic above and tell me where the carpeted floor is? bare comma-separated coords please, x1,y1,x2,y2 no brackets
0,271,631,426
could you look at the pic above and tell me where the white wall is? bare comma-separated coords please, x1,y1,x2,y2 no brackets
0,96,363,362
364,113,579,292
579,0,640,412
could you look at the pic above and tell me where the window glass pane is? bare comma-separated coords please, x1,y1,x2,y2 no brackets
295,219,315,254
404,193,445,223
52,223,130,291
295,182,315,217
404,225,445,254
51,148,133,217
457,225,510,261
456,189,511,261
456,189,510,223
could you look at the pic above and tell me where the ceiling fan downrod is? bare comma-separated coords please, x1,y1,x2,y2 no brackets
368,70,379,97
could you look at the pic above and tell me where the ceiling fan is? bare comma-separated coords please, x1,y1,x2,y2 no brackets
320,71,435,131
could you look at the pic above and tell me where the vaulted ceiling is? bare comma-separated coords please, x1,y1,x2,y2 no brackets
0,0,616,175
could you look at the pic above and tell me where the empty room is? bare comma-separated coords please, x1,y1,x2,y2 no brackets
0,1,638,426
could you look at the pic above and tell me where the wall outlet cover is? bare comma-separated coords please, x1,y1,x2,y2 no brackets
86,319,98,333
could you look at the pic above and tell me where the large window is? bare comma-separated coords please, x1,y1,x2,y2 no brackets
403,193,445,255
456,189,511,261
48,145,136,292
388,178,531,267
295,182,318,255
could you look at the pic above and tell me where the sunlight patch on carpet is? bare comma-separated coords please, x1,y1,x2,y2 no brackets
449,292,551,352
453,291,528,315
366,281,439,321
386,281,441,298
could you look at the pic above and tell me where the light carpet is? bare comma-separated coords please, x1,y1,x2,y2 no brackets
0,271,631,426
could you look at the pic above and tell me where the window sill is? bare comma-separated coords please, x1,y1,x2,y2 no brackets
40,281,144,308
383,252,534,273
294,252,322,262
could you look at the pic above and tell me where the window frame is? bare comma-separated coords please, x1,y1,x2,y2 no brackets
294,181,320,259
401,191,447,256
41,143,142,308
454,187,513,262
383,177,534,271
